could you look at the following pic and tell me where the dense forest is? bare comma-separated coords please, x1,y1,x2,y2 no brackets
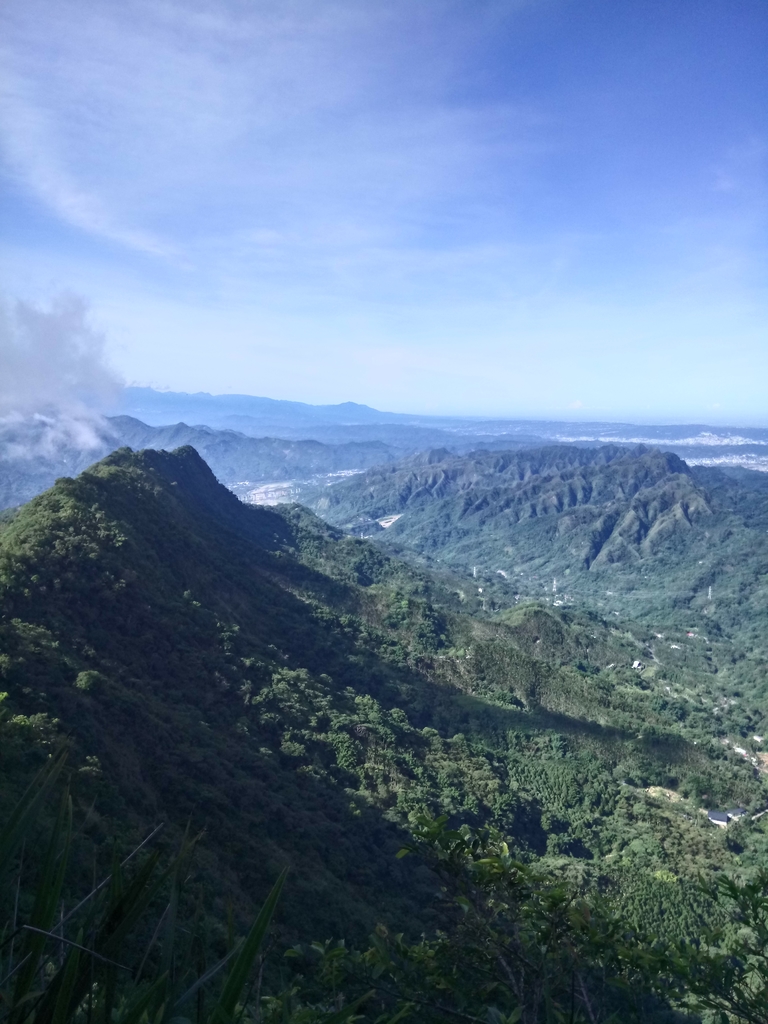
308,445,768,680
2,445,768,1022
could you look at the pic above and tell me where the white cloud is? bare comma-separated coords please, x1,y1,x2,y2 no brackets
0,293,121,417
0,292,124,461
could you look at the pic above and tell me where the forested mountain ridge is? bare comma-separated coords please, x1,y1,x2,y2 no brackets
0,445,453,937
1,445,767,958
307,444,768,646
309,444,707,554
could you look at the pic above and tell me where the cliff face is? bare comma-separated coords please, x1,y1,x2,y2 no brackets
306,444,768,645
309,444,714,566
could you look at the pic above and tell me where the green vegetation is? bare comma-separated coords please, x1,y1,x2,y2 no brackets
308,445,768,736
308,445,767,609
4,768,768,1023
3,444,768,1020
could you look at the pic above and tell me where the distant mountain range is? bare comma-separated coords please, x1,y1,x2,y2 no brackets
0,414,399,510
112,387,412,430
1,387,766,511
115,387,768,469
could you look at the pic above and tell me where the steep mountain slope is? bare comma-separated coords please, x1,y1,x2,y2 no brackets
308,444,768,644
0,446,448,937
309,445,705,554
1,446,767,948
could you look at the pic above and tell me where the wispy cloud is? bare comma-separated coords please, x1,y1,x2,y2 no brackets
0,0,765,420
0,81,173,255
0,0,542,261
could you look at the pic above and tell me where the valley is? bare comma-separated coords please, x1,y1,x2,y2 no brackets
1,445,767,931
307,444,768,644
305,442,768,809
2,438,768,1021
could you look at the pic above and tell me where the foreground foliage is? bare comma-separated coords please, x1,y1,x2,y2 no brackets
3,764,768,1024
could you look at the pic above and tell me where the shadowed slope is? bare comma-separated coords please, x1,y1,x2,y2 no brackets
1,446,765,950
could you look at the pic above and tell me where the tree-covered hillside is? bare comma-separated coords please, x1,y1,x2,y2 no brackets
2,446,767,956
307,444,768,651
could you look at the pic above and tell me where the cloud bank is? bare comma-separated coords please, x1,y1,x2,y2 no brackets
0,294,122,458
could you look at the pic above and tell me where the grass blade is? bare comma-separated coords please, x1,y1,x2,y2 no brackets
171,947,237,1012
48,939,81,1024
319,991,375,1023
0,752,66,877
211,868,288,1023
12,790,72,1009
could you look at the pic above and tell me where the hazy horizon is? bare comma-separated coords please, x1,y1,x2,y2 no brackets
115,385,768,430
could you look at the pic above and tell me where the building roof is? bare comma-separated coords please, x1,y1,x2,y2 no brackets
727,807,746,818
708,810,729,823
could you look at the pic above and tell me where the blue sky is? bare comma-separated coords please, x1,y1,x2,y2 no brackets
1,0,766,421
